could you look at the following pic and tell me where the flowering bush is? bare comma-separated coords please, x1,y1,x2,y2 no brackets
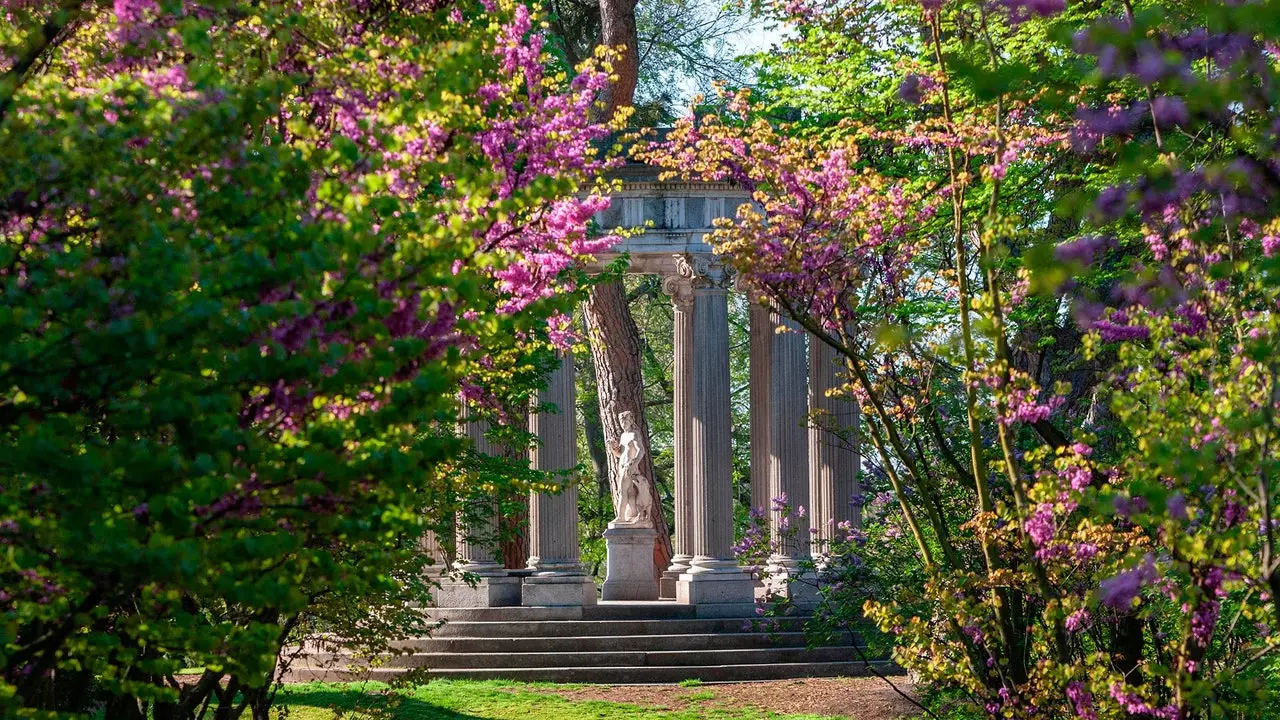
0,0,616,714
647,0,1280,716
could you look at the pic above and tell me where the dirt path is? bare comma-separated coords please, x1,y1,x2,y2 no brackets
524,676,921,719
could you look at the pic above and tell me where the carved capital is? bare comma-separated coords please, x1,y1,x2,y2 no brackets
660,274,695,310
674,253,734,292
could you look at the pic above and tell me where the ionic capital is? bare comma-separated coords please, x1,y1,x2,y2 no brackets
660,274,695,310
674,253,734,292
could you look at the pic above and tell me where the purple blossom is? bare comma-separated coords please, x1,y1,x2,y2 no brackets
1109,684,1178,720
1003,0,1064,17
1134,44,1172,84
1065,609,1090,633
1166,492,1187,521
1066,682,1096,720
1150,96,1189,127
1099,554,1158,609
897,74,934,105
1094,184,1131,220
1025,503,1056,547
1190,599,1220,646
1055,235,1111,265
1223,499,1247,527
1092,311,1150,342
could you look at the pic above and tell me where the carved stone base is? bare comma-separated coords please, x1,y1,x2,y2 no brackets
659,569,681,599
763,566,822,609
676,570,756,618
522,574,598,607
602,524,658,601
436,575,521,608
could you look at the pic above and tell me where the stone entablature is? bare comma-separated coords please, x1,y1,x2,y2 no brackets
588,167,753,274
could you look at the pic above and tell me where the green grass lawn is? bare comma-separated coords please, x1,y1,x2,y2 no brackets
274,680,838,720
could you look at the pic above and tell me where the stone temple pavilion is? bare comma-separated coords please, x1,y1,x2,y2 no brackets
436,162,862,618
291,164,873,684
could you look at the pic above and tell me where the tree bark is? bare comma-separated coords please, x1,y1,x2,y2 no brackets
583,0,671,578
584,279,673,577
598,0,639,116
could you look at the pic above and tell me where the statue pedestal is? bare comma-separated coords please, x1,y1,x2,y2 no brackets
602,523,658,601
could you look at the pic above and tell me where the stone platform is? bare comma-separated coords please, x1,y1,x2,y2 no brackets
286,601,895,684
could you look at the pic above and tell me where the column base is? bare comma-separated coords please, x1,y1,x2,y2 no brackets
660,555,693,600
659,570,680,599
763,567,822,609
677,568,756,617
603,524,658,601
436,575,521,608
522,574,597,607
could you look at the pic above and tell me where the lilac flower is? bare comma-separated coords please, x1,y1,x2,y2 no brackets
1134,44,1171,84
1094,184,1131,220
1112,494,1148,518
1109,684,1178,720
1166,492,1187,521
1191,599,1220,646
1099,554,1158,609
1024,504,1056,548
1223,500,1247,527
1065,609,1090,633
1055,235,1111,265
1150,96,1189,127
898,74,934,105
1093,312,1150,342
1003,0,1064,17
1067,682,1096,720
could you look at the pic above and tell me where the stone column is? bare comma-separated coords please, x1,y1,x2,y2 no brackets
524,353,596,607
675,254,755,617
659,274,695,599
809,337,862,546
438,409,521,607
748,302,772,515
764,309,814,604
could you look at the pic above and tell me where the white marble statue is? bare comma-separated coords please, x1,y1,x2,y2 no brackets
609,411,655,527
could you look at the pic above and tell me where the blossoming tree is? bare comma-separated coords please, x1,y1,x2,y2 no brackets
645,0,1280,715
0,0,617,714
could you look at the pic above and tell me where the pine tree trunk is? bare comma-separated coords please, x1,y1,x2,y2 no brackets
583,0,672,578
584,278,674,577
598,0,639,116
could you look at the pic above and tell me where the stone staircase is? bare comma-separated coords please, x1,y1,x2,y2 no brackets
287,602,895,684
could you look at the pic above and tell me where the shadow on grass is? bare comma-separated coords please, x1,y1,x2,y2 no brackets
276,684,488,720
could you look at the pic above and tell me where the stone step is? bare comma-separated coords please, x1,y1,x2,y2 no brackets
287,660,898,684
394,631,831,653
423,603,701,623
353,646,865,670
429,617,805,638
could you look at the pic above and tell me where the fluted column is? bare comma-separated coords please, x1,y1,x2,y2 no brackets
437,406,521,607
809,337,862,545
675,254,755,616
766,309,811,571
524,352,596,606
659,274,695,598
748,302,772,514
527,353,583,574
456,414,505,576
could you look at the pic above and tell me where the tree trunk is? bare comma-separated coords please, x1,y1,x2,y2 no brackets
584,279,674,577
584,0,671,578
500,443,529,569
598,0,639,117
